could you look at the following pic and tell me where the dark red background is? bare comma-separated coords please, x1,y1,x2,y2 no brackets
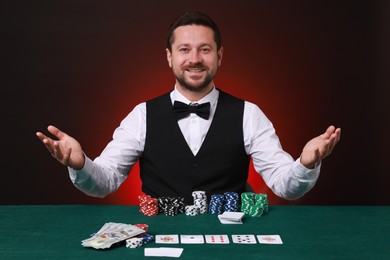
1,0,389,205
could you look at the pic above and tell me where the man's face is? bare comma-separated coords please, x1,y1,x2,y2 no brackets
166,25,223,94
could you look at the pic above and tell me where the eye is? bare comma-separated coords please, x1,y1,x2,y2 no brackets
200,47,211,53
179,47,189,53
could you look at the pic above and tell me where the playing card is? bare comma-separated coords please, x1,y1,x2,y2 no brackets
155,235,179,244
232,234,257,244
257,235,283,244
180,235,204,244
205,235,230,244
145,248,184,258
218,212,245,224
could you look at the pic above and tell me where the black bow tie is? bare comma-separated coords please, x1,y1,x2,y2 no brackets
172,101,211,120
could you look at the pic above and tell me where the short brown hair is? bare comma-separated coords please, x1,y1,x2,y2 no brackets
167,11,222,51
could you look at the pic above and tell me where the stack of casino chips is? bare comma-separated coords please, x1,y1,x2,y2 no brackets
185,205,200,216
209,192,240,214
192,191,208,214
255,193,269,212
126,224,154,249
158,197,185,216
138,195,159,216
126,237,143,248
134,223,149,232
209,194,225,215
241,192,269,217
184,191,208,216
126,234,154,248
224,192,240,212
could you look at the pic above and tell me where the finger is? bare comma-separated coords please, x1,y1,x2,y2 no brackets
36,132,49,142
319,126,333,139
325,141,333,157
45,141,56,156
326,125,336,134
328,129,341,150
36,132,56,154
62,147,72,165
323,125,336,139
51,141,61,159
335,128,341,143
324,135,338,158
48,125,67,140
321,125,340,140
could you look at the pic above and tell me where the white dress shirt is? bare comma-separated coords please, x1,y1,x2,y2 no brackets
69,87,320,200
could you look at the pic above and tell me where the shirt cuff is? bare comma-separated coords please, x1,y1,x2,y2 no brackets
293,158,321,181
68,156,94,185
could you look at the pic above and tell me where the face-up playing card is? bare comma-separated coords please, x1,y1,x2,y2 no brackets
257,235,283,244
205,235,230,244
155,235,179,244
232,234,257,244
180,235,204,244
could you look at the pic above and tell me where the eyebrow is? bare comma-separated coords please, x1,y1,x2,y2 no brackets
175,43,213,49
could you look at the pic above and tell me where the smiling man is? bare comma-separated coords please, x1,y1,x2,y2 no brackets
36,11,341,204
167,23,222,99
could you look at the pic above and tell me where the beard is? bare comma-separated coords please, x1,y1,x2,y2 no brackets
174,63,217,93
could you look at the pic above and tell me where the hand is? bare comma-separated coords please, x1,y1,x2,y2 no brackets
36,125,85,170
300,125,341,169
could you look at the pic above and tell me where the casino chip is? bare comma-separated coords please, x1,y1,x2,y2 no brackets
192,191,208,214
209,194,224,215
126,234,154,248
241,192,269,217
126,237,144,248
140,234,154,245
185,205,200,216
138,195,159,216
209,192,239,215
224,192,239,212
183,191,208,216
134,224,149,232
158,197,185,216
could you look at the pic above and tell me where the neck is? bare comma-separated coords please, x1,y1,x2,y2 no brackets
176,83,214,102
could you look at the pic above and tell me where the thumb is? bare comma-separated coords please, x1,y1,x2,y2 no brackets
314,147,321,163
303,148,321,169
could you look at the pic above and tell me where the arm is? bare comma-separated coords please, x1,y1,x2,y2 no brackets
36,103,146,197
244,102,341,200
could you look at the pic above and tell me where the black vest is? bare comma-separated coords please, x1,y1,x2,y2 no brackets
139,90,250,204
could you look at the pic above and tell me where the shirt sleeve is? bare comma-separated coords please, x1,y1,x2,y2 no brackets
68,103,146,197
243,101,321,200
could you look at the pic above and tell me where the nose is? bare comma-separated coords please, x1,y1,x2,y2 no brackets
189,50,202,64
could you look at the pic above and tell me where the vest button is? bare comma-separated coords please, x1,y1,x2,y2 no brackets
193,163,199,168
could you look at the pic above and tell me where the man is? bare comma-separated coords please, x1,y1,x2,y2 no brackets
36,12,341,204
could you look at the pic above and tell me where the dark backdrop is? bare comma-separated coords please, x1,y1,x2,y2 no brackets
1,0,389,205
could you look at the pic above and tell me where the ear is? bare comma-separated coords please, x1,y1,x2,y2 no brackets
217,47,223,67
166,48,172,68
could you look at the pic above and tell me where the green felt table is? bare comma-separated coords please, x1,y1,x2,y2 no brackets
1,205,389,259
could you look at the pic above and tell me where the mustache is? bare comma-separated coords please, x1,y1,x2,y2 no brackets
184,62,206,69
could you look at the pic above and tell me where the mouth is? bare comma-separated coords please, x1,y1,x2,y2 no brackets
185,68,205,74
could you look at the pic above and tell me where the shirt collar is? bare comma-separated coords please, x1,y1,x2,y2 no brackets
171,86,219,107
